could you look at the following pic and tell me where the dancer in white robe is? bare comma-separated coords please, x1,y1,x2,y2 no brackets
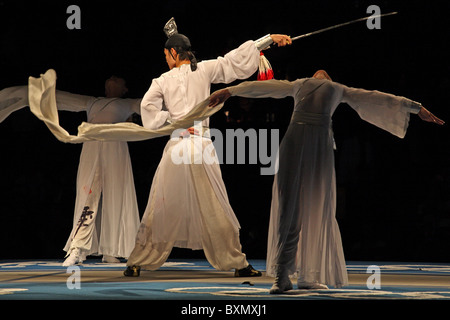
0,77,141,265
209,70,444,292
62,77,142,265
124,31,292,277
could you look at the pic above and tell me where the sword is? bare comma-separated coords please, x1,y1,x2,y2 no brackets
291,11,398,41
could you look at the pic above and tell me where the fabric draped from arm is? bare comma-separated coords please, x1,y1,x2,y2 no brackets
128,98,142,115
340,84,422,139
55,90,93,112
0,85,29,123
204,40,261,84
140,79,171,130
1,86,93,123
228,79,296,99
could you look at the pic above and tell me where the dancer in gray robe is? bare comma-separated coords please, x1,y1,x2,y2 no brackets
209,70,444,293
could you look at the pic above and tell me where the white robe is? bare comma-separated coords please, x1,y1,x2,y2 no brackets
59,94,142,257
0,83,142,258
227,78,422,287
127,40,260,270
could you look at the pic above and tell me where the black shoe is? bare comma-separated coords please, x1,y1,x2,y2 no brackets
234,264,262,277
123,265,141,277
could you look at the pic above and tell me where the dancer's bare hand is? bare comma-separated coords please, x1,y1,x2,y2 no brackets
209,89,231,108
270,34,292,47
418,107,445,125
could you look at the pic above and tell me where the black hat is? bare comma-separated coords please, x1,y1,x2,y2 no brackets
164,34,191,51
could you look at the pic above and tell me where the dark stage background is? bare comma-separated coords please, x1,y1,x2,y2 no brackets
0,0,449,263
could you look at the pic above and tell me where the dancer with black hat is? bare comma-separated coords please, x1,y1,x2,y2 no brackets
124,18,291,277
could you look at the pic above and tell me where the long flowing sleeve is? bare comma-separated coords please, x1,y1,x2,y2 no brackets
140,79,172,130
228,79,296,99
0,84,93,124
0,86,29,123
128,99,142,115
340,84,422,138
203,41,261,84
55,90,93,112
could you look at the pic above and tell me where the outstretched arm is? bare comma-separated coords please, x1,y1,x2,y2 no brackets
129,99,142,115
208,89,232,108
209,79,295,107
205,34,291,85
55,90,93,112
340,84,444,138
1,85,93,119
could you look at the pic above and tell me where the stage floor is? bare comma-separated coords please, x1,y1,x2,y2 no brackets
1,259,450,302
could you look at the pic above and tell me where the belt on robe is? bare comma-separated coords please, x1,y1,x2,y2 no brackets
290,111,336,149
290,111,332,128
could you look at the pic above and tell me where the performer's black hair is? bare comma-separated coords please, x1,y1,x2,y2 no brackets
176,49,197,72
165,34,198,72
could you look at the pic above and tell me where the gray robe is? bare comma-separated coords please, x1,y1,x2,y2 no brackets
228,78,421,287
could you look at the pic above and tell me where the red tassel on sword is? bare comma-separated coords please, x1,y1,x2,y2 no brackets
257,52,274,81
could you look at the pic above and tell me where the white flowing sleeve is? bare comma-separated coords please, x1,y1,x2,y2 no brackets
140,79,171,130
129,99,142,115
340,84,422,138
0,85,29,123
228,79,296,99
55,90,93,112
1,86,94,122
203,40,260,84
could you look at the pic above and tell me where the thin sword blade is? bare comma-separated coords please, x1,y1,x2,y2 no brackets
291,12,398,41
